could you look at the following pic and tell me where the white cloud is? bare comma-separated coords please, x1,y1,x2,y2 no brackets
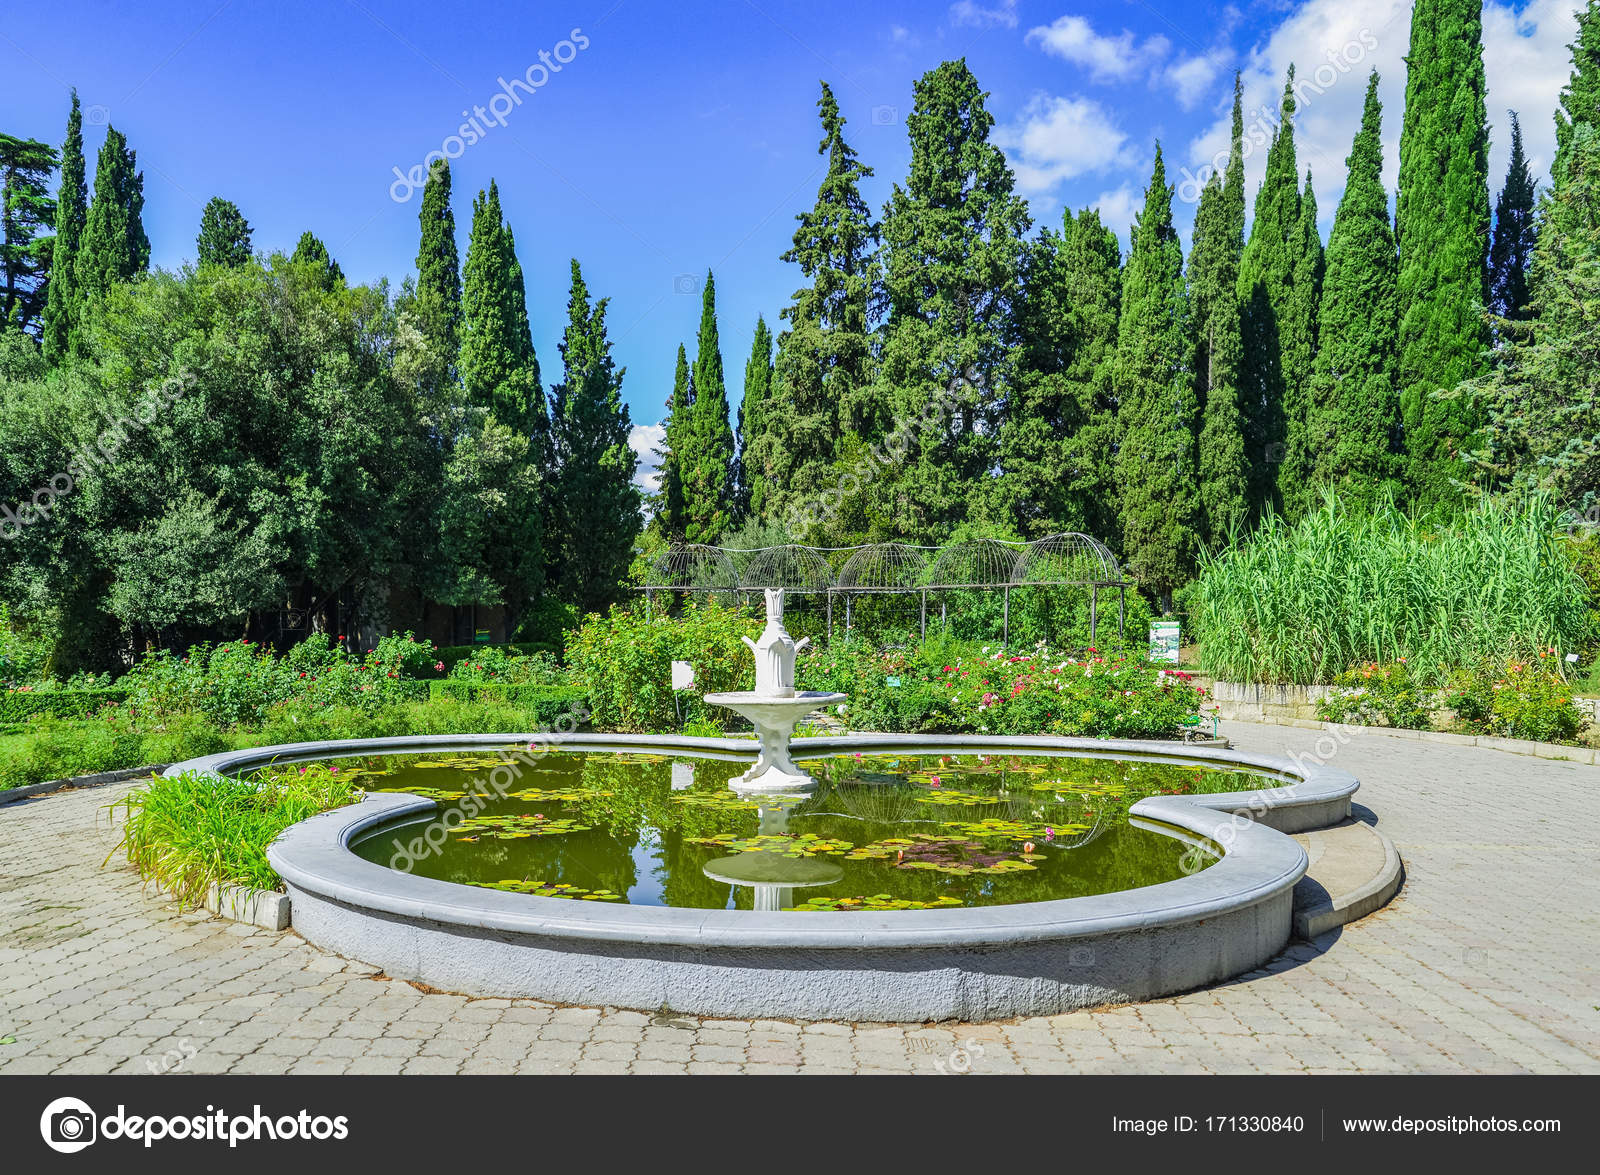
1092,184,1141,248
1165,50,1230,111
1179,0,1576,224
629,422,665,493
1026,14,1171,82
994,92,1139,194
949,0,1019,29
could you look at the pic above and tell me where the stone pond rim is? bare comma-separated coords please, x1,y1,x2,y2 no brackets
159,732,1359,1021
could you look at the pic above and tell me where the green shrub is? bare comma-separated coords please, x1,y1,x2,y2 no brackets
569,601,759,732
446,646,568,686
426,681,589,725
109,766,359,906
0,687,128,724
1194,491,1594,685
1314,661,1433,730
1444,649,1586,744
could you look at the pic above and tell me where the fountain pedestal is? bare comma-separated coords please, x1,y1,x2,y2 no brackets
702,690,847,792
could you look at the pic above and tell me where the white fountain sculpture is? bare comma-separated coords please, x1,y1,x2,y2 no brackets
704,588,847,792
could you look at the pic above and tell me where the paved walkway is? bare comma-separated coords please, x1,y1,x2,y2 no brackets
2,722,1597,1075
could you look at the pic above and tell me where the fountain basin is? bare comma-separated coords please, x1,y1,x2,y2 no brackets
161,733,1355,1021
701,690,847,791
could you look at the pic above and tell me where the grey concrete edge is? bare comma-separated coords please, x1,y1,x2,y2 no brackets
1292,823,1406,940
151,877,291,932
1,763,170,807
154,732,1346,952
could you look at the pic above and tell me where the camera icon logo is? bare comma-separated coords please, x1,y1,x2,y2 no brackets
40,1096,97,1154
870,104,898,125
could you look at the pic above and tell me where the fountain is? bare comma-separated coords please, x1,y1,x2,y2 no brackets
702,587,847,793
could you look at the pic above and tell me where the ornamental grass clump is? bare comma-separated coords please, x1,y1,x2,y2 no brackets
109,766,359,908
1193,491,1593,685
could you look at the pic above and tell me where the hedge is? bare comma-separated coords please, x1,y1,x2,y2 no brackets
0,688,129,724
426,681,589,725
430,642,560,674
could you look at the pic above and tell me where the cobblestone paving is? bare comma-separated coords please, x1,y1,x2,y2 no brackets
2,722,1597,1075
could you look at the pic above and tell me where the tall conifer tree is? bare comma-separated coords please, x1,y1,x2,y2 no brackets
1237,70,1303,518
1190,74,1249,547
459,181,542,436
655,343,692,541
682,270,733,544
1554,0,1600,184
74,125,148,304
547,260,639,612
735,316,774,523
1280,170,1324,520
1396,0,1490,505
1115,146,1197,604
415,160,462,361
1489,112,1537,323
42,89,85,364
290,231,344,288
0,133,57,334
875,60,1029,540
1307,71,1402,506
195,197,252,267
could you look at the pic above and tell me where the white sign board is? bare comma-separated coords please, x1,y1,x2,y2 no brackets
1149,621,1180,664
670,660,695,690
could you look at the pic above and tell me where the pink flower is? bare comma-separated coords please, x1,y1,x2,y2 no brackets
434,661,445,672
929,775,941,788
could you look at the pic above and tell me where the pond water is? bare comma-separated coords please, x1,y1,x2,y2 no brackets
316,749,1253,911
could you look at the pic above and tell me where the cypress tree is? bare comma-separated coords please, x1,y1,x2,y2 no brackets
766,82,880,529
656,343,692,541
1004,206,1121,539
74,125,149,302
195,196,252,267
41,90,86,364
734,315,774,522
1237,70,1302,518
1114,145,1198,605
547,259,640,612
1280,170,1324,520
1554,0,1600,184
415,159,462,361
1190,73,1249,547
876,60,1030,540
682,270,734,544
289,231,344,288
1396,0,1491,506
0,133,58,334
1307,71,1402,507
459,180,542,436
1489,112,1537,323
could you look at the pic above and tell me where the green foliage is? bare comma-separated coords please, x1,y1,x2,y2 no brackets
734,315,774,522
0,131,57,334
1462,122,1600,508
1396,0,1491,506
873,60,1029,541
110,766,360,905
0,686,126,724
445,643,566,685
75,125,149,303
0,602,51,685
656,344,691,541
426,680,588,724
1444,649,1586,743
1192,491,1593,684
683,270,734,543
1005,206,1122,540
194,196,252,267
568,601,759,732
1554,0,1600,186
1307,72,1403,509
460,180,543,438
1115,145,1197,600
414,159,461,361
798,642,1204,739
546,259,639,614
42,90,85,364
767,83,879,526
288,231,343,289
1489,113,1537,322
1314,660,1432,730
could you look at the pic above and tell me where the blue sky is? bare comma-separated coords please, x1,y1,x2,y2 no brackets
2,1,1581,485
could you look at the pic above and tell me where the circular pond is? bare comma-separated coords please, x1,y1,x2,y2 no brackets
328,749,1241,911
168,732,1354,1020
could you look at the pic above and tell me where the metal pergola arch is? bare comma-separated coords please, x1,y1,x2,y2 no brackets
639,534,1130,649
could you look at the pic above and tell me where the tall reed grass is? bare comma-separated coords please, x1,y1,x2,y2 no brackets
1192,492,1594,684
